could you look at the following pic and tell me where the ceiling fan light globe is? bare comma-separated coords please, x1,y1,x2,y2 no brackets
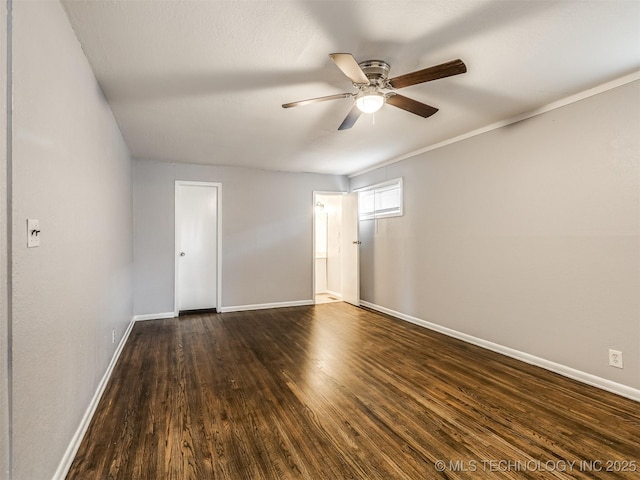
356,93,385,113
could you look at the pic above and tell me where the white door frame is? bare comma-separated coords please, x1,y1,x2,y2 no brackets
312,191,346,303
175,181,223,315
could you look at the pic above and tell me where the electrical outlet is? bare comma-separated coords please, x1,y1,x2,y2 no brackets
111,329,116,344
609,349,623,369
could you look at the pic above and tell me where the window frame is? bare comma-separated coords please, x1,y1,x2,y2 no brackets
356,177,404,220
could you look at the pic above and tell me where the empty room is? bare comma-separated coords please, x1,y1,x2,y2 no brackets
1,1,639,479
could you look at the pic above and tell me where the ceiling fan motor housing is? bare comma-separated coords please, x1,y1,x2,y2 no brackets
357,60,391,87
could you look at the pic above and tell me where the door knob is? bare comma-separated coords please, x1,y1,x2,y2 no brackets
180,252,186,257
352,241,362,245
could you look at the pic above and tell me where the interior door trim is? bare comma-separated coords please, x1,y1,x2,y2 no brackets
174,181,223,316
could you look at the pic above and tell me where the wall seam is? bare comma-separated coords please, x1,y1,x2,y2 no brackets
5,0,12,478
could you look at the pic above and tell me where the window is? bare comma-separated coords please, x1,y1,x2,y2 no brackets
357,178,403,220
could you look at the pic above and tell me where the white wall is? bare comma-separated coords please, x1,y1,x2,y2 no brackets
0,1,10,477
314,194,343,296
351,80,640,392
134,159,347,315
11,2,133,479
314,211,328,293
324,195,343,295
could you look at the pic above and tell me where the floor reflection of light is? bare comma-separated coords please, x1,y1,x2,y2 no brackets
302,310,356,397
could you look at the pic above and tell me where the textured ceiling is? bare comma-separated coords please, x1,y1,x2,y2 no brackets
61,0,640,175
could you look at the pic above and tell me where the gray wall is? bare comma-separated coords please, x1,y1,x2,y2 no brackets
351,80,640,390
11,2,133,479
1,1,9,478
134,159,347,314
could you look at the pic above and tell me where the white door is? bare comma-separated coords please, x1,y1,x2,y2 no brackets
341,192,360,306
176,182,219,312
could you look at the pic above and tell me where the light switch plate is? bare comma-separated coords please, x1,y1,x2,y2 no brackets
27,219,40,248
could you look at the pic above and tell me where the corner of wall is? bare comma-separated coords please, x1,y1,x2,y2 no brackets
1,0,11,477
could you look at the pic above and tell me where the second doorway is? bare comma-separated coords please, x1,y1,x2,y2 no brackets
314,192,359,306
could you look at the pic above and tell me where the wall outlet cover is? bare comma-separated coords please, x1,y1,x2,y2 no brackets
608,349,623,369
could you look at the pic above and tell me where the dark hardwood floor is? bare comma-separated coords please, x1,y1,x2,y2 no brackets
67,303,640,479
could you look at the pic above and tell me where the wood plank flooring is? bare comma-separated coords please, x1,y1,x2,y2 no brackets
67,303,640,479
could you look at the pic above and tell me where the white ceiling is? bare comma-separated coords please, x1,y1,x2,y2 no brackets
60,0,640,176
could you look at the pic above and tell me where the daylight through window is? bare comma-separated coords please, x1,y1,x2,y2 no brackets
357,178,403,220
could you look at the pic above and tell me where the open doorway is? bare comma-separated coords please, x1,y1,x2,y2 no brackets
314,193,343,304
313,192,360,306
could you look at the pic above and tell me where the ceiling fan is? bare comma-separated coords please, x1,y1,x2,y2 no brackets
282,53,467,130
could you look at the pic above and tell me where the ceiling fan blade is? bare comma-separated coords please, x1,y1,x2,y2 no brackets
329,53,369,85
386,94,438,118
338,105,362,130
389,59,467,89
282,93,352,108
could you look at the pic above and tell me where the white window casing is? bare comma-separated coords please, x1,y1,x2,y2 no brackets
356,178,403,220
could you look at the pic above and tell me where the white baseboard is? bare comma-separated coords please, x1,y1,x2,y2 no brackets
360,301,640,403
136,302,318,317
53,317,136,480
133,311,176,321
219,299,314,313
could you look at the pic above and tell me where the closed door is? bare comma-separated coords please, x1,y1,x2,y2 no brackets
341,192,360,306
176,182,218,311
